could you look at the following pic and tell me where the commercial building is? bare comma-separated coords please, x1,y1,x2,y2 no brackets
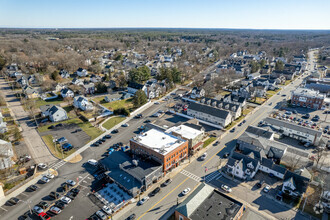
291,87,325,109
130,129,188,172
166,124,204,155
175,184,244,220
187,102,232,128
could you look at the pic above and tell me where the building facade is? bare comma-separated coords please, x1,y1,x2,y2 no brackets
291,88,325,109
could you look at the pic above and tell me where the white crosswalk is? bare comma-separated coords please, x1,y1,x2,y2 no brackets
204,171,222,183
49,160,67,170
180,169,202,182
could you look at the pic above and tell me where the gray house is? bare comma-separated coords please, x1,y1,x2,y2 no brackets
0,139,14,170
40,105,68,122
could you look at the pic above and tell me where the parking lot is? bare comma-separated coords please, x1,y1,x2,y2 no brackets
39,123,90,149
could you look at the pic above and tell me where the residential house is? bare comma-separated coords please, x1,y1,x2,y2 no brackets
282,171,310,198
71,78,83,86
108,80,117,89
250,85,267,98
9,71,23,78
226,152,260,180
175,184,244,220
82,83,95,95
76,68,88,77
127,81,146,95
145,81,166,99
190,87,205,99
55,84,65,92
0,113,7,134
16,75,29,87
22,85,40,99
61,88,74,98
104,93,123,103
40,105,68,122
90,75,102,83
223,94,247,108
187,102,232,128
271,70,296,80
263,117,323,146
73,96,93,111
0,140,14,170
247,72,261,80
59,69,70,78
27,74,40,86
200,98,242,119
6,63,19,75
254,78,277,90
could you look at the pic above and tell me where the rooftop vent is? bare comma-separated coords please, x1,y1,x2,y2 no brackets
132,160,138,166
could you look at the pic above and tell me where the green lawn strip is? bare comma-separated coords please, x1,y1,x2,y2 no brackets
102,116,126,130
38,117,104,140
34,97,64,108
41,134,76,159
203,137,216,148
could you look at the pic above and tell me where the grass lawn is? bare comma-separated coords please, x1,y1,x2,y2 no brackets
203,137,216,148
63,105,76,118
218,90,231,96
41,134,76,159
34,97,64,108
38,117,104,140
102,116,126,130
93,97,134,112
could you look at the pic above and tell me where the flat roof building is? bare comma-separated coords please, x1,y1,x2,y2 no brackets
291,87,325,109
175,183,244,220
130,129,188,173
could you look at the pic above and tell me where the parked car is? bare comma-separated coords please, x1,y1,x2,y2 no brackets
122,123,129,127
162,179,172,187
263,185,271,193
40,176,50,183
33,206,44,214
19,155,31,163
49,206,62,214
302,114,310,119
87,159,98,166
230,128,235,132
182,188,191,196
256,180,264,188
102,205,112,215
38,163,47,170
112,129,119,134
221,184,232,193
138,196,150,205
149,187,161,197
7,197,20,205
66,180,76,186
154,102,160,105
45,173,55,179
57,137,67,143
49,191,60,199
54,201,66,210
135,114,143,118
28,185,38,191
38,201,49,209
60,196,72,204
126,213,136,220
144,119,151,123
104,134,112,139
70,187,80,196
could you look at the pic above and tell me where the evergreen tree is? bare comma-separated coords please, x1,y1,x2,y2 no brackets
133,90,147,108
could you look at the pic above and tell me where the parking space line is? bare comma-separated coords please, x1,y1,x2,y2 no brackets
0,207,8,212
20,192,28,197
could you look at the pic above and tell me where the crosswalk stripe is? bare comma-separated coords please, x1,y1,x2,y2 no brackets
180,170,202,182
204,171,222,183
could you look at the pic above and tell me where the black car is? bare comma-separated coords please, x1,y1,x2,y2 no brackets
20,211,31,219
302,114,310,119
126,213,136,220
162,179,172,187
104,134,112,139
135,114,143,118
112,129,119,134
256,180,264,188
55,201,66,210
144,119,151,123
118,142,123,146
55,123,63,127
28,185,38,191
149,187,161,197
223,152,230,158
230,128,235,133
38,201,49,209
242,120,246,123
49,191,60,199
99,138,106,143
70,188,80,195
48,125,55,129
7,197,20,205
312,117,319,122
93,142,99,147
292,110,298,114
66,191,76,200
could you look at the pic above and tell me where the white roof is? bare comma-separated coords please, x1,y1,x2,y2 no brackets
292,87,324,99
132,129,185,155
166,125,203,140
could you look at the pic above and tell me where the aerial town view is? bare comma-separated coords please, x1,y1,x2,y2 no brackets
0,1,329,220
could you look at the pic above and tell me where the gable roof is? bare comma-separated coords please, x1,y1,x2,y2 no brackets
188,102,231,120
283,170,310,194
127,81,144,90
245,126,273,139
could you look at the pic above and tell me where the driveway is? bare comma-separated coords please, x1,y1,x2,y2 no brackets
0,78,57,164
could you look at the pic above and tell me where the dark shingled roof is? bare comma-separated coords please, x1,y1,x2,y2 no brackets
245,126,274,139
283,170,310,194
188,102,231,120
128,81,144,90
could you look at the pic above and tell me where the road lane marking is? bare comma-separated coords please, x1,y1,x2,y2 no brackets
137,177,189,220
180,170,202,182
0,206,8,211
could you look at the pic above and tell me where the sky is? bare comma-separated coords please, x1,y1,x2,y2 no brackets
0,0,329,29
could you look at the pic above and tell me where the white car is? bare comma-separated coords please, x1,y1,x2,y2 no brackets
66,179,76,186
138,196,150,205
96,210,107,220
122,123,129,127
60,196,72,204
33,206,44,214
87,159,98,166
102,205,112,215
40,176,50,183
38,163,47,170
200,153,207,161
263,185,271,193
221,184,232,193
182,188,191,196
49,206,62,214
45,174,55,179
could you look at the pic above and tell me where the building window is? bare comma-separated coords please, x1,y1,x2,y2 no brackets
179,215,184,220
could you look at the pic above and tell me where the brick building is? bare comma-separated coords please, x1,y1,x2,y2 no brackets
130,129,188,173
291,88,325,109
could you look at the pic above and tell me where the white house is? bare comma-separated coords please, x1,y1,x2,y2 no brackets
76,68,88,77
0,113,7,134
73,96,93,111
61,88,74,98
127,81,147,95
0,139,13,170
40,105,68,122
190,87,205,99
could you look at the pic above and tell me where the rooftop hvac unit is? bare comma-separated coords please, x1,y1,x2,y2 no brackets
132,160,138,166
